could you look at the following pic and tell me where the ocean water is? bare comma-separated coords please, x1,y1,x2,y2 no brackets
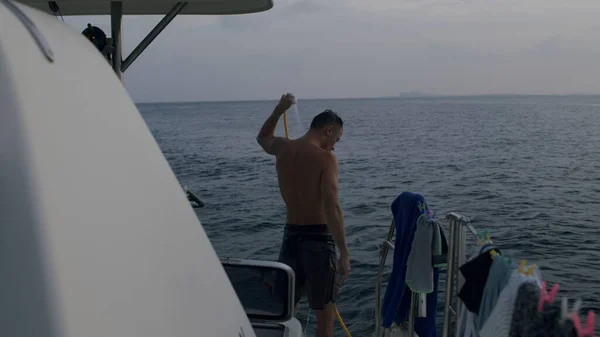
138,95,600,336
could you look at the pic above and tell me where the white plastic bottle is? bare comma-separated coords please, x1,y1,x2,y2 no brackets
287,95,304,138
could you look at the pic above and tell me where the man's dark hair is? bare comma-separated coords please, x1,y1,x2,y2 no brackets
309,109,344,129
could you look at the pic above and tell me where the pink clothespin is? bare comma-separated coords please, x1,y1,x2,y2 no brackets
537,281,560,312
571,310,597,337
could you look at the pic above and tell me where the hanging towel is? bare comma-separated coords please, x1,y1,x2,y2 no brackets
509,282,541,337
478,265,541,337
476,257,514,331
432,222,448,268
406,215,436,293
380,192,440,337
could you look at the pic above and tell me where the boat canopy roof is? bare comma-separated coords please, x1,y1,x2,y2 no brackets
16,0,273,16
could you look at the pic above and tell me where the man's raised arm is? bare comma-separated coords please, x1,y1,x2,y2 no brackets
256,94,294,155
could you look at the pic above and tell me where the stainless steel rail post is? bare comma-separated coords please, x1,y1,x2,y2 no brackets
375,218,396,337
408,292,417,337
442,216,458,337
455,222,467,337
377,212,472,337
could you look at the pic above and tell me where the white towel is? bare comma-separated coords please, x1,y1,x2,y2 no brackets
405,215,436,293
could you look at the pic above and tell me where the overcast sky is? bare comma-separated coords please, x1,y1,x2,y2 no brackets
65,0,600,102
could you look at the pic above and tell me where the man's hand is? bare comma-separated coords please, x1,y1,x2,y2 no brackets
276,93,295,112
336,252,351,285
256,93,295,155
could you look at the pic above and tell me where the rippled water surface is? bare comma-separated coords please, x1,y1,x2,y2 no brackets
138,95,600,336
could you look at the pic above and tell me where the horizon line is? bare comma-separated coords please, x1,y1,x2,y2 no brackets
134,93,600,105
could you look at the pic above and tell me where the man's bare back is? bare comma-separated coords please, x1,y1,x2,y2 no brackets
257,94,350,337
276,139,330,225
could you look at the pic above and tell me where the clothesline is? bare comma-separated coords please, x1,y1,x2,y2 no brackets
465,224,480,242
460,221,538,276
442,213,489,245
453,221,597,337
379,203,597,337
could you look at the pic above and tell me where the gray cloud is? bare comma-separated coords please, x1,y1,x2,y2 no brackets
63,0,600,102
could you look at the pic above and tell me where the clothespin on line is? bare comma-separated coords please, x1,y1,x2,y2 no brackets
488,249,510,267
485,230,497,260
571,310,598,337
476,233,483,246
561,297,583,323
525,264,536,276
489,250,519,270
476,230,493,246
519,260,526,273
477,232,536,275
517,259,537,276
537,281,560,312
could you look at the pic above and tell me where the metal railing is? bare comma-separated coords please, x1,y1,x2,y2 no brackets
375,212,474,337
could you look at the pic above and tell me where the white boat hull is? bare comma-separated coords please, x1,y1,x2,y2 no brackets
0,2,256,336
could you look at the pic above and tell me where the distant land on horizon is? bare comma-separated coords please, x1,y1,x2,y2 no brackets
395,91,433,97
135,93,600,104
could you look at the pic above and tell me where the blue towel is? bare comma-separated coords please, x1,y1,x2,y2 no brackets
380,192,440,337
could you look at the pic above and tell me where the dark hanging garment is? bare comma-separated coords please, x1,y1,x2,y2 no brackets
457,248,500,314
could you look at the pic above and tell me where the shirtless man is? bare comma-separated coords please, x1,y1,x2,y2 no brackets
256,93,350,337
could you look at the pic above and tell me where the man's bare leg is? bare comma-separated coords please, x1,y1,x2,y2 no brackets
315,303,335,337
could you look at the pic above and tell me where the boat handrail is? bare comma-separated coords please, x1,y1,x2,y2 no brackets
375,212,475,337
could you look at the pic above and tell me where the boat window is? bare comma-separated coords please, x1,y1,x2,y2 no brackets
223,263,290,320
